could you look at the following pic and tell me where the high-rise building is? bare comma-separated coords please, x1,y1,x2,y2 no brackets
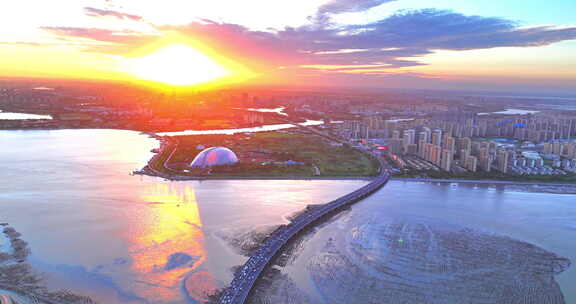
432,129,442,147
424,143,434,162
460,148,470,161
441,149,453,172
479,148,492,172
496,150,509,174
422,127,431,143
384,121,398,138
471,142,481,156
418,139,427,158
431,145,442,166
403,129,416,154
518,158,527,167
388,138,403,155
459,137,472,152
444,136,456,153
419,131,429,144
465,155,478,172
566,142,576,158
553,142,564,155
406,144,418,155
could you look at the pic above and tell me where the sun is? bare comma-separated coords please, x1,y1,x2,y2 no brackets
126,44,231,86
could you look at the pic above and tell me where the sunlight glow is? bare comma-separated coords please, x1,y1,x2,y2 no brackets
130,184,215,302
126,44,231,86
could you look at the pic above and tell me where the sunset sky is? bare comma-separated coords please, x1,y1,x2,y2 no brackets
1,0,575,94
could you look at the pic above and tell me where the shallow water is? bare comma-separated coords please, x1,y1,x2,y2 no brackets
157,119,322,136
477,108,540,115
0,129,364,303
1,129,574,303
0,111,52,120
269,181,576,303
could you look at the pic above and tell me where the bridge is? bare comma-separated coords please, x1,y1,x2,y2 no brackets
137,123,391,303
218,157,390,304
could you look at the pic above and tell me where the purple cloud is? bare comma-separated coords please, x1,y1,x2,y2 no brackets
40,8,576,78
318,0,397,14
334,9,576,50
84,7,143,21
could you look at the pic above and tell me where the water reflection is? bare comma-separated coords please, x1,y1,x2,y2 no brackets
0,111,52,120
3,129,575,303
130,184,216,302
157,120,323,136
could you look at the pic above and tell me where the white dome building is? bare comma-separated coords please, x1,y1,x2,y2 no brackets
190,147,239,168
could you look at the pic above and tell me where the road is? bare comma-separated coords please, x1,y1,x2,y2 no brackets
139,125,391,304
217,143,389,304
218,163,389,304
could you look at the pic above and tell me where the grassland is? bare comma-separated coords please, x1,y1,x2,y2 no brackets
163,130,379,178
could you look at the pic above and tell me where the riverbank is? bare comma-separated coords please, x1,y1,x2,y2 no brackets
0,224,96,304
135,170,372,181
0,107,298,133
393,177,576,186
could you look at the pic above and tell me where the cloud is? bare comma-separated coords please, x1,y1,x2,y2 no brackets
41,27,150,43
84,7,143,21
0,41,101,47
159,21,303,67
307,48,431,66
312,0,396,25
334,9,576,50
297,9,576,53
318,0,397,14
40,8,576,83
40,27,157,54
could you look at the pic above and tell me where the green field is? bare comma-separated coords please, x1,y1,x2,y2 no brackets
166,131,379,177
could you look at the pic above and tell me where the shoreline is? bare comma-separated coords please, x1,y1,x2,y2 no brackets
392,177,576,187
139,137,575,185
8,127,574,187
135,163,373,181
135,171,576,186
135,171,373,181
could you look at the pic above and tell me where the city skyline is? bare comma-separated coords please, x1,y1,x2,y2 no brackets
1,0,576,94
2,2,576,303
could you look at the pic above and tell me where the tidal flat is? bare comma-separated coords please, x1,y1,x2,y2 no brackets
251,217,570,304
2,130,575,303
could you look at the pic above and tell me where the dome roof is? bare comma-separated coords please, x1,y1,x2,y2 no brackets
190,147,239,168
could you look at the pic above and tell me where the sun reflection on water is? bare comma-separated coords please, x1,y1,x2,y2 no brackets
128,184,216,302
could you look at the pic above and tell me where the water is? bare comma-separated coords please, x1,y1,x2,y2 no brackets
0,111,52,120
1,129,575,303
478,108,540,115
268,181,576,303
157,120,323,136
241,107,288,116
0,129,364,303
385,118,414,122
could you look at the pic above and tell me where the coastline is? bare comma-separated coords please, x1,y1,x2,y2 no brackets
392,177,576,187
134,170,373,181
139,133,575,185
136,171,576,187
